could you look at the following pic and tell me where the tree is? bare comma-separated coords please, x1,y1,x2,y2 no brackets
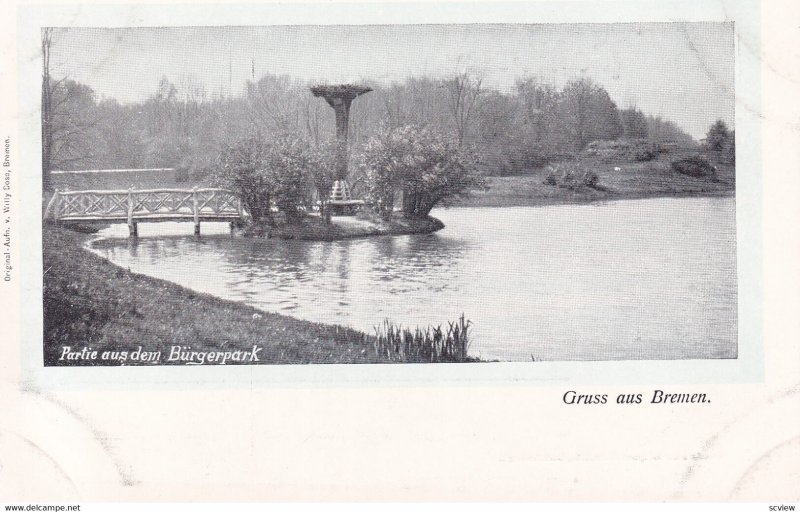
41,32,97,188
443,72,483,146
41,28,54,191
50,81,97,167
245,74,305,135
705,120,732,152
41,69,98,178
474,91,525,175
620,107,649,139
377,77,448,132
358,126,485,219
646,115,696,145
561,78,623,149
515,77,560,147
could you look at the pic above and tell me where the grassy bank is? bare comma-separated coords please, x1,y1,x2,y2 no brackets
43,225,468,365
455,151,734,207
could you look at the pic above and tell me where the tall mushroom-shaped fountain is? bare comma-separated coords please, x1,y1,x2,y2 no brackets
310,84,372,214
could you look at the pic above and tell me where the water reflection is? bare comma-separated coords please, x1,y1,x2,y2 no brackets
89,199,737,361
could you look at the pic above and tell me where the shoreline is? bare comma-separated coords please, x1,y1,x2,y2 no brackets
68,212,445,242
250,213,444,241
70,188,734,243
450,188,735,209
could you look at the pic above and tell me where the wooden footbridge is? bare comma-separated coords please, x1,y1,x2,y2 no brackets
45,188,246,237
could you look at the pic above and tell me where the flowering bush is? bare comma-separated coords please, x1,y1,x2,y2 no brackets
217,134,333,224
217,136,274,223
357,126,485,219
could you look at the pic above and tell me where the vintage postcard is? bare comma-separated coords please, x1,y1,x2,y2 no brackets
1,0,797,504
35,22,746,373
21,13,763,388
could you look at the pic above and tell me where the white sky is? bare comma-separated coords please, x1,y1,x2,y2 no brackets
49,23,734,139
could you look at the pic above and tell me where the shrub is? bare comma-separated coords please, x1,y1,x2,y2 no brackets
357,126,485,219
727,133,736,164
543,163,601,190
502,146,550,175
671,156,717,178
633,148,657,162
217,134,329,224
267,137,316,220
582,170,600,187
216,136,274,223
586,138,658,162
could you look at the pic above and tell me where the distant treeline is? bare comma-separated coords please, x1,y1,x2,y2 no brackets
42,72,696,181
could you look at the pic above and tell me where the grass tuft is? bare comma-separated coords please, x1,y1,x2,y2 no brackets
373,314,474,363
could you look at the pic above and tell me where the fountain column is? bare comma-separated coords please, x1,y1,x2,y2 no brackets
310,84,373,194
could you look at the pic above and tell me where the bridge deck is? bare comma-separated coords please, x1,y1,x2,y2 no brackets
57,213,243,222
46,188,247,237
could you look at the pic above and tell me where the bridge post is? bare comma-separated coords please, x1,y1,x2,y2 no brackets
53,191,61,226
127,188,137,238
44,189,60,221
192,188,200,236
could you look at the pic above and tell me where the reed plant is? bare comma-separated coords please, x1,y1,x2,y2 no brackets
373,314,473,363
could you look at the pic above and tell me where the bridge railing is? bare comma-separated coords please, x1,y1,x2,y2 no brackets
45,188,246,230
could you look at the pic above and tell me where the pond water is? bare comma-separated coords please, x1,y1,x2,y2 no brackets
90,197,737,361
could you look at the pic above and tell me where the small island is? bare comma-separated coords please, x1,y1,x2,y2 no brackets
249,212,444,241
214,84,484,241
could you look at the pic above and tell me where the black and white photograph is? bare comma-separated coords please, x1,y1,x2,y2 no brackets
39,23,737,366
4,0,800,505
